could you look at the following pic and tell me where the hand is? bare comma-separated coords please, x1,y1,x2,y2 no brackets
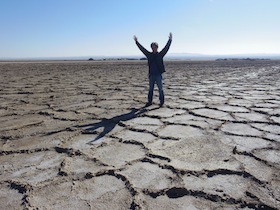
169,32,172,40
133,35,138,42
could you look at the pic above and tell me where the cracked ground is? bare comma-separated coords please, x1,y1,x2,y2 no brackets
0,60,280,210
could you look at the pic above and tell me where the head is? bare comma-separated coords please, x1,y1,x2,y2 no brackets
150,42,158,53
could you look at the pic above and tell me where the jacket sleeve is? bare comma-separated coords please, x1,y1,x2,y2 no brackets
160,38,172,57
135,41,150,57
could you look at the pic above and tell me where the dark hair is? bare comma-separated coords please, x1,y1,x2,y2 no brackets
150,42,158,48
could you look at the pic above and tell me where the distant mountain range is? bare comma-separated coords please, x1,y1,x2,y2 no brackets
1,53,280,61
166,53,280,60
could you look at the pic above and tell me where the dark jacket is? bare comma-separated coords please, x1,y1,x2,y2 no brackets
136,39,172,75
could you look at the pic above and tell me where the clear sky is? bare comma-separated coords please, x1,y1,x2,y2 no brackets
1,0,280,58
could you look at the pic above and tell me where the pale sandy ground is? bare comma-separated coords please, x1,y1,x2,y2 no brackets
0,60,280,210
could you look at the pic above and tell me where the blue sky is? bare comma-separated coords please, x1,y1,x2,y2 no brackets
1,0,280,58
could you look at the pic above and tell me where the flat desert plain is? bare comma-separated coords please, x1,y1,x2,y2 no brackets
0,60,280,210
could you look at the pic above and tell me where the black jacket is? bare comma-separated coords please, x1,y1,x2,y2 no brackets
136,39,172,75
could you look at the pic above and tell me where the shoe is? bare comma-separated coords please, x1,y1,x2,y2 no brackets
145,102,152,107
160,103,164,107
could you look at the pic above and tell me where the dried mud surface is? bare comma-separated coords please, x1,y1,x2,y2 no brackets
0,60,280,210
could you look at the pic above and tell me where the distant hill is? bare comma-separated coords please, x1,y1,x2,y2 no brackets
1,53,280,61
166,53,280,60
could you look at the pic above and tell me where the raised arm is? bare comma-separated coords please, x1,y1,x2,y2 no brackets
133,35,138,42
134,35,150,57
160,32,172,56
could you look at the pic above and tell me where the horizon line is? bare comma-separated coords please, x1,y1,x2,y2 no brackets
1,52,280,60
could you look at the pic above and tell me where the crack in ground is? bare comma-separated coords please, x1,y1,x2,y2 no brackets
233,147,279,169
54,146,109,167
205,168,267,185
118,121,160,137
143,187,278,210
94,170,142,210
224,131,278,143
1,121,44,132
140,157,268,186
2,180,33,209
0,147,51,156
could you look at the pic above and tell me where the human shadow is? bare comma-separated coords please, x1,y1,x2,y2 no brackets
78,106,159,143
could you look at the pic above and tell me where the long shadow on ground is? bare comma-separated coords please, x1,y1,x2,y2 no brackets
78,106,159,143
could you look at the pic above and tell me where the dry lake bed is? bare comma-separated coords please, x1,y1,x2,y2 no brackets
0,60,280,209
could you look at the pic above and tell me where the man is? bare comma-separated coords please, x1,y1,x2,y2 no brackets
134,33,172,107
